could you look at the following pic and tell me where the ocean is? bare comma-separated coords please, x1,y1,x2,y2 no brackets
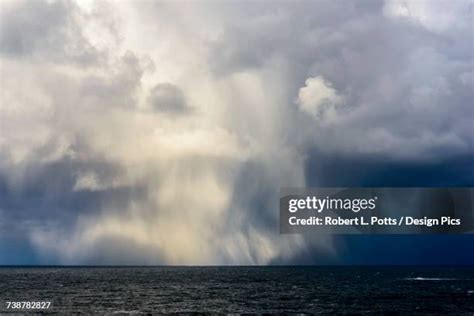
1,266,473,314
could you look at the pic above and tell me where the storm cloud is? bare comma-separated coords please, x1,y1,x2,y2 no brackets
0,0,472,264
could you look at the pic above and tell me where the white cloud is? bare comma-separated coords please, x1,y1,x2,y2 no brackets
297,76,343,120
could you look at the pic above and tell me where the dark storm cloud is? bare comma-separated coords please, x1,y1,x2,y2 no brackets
305,150,474,187
0,0,100,65
269,235,474,265
148,83,189,113
208,1,377,75
0,157,147,237
207,0,473,161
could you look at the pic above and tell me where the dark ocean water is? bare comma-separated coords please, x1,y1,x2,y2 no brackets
0,266,473,314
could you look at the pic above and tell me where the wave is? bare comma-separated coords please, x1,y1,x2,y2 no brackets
404,277,458,281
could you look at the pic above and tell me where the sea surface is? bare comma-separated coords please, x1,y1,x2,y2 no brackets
0,266,473,314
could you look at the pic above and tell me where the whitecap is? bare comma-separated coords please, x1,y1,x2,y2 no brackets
404,277,457,281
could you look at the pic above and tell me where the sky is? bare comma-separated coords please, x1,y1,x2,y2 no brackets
0,0,473,265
